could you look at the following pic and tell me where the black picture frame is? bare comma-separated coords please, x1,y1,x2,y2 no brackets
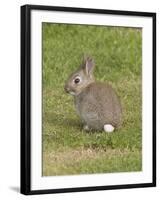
20,4,156,195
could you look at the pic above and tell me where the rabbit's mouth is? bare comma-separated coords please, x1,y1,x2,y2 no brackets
69,91,76,96
64,86,76,96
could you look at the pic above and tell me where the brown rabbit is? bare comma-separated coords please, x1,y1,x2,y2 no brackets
64,57,122,132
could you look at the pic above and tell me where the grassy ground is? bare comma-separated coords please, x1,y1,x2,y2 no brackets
42,23,142,176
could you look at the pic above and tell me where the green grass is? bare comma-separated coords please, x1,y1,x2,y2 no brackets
42,23,142,176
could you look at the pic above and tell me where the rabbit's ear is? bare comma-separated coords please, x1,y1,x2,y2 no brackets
83,57,95,76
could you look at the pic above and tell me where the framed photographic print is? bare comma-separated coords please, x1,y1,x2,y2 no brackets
20,4,156,195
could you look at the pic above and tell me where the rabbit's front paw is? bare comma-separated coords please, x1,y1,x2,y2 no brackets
83,124,90,131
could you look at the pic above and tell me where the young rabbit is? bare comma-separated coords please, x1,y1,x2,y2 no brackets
64,57,122,132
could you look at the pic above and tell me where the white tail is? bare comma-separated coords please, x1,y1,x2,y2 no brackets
104,124,115,133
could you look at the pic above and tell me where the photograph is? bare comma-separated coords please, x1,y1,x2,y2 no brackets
42,23,142,176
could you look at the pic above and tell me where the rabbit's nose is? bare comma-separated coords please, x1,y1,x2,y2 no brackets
64,85,70,93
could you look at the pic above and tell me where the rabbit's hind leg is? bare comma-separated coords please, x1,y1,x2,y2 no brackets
104,124,114,133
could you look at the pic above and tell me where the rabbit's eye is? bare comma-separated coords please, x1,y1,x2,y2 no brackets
74,77,81,84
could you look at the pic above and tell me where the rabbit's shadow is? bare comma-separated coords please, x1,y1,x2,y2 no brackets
44,112,105,134
44,112,82,130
